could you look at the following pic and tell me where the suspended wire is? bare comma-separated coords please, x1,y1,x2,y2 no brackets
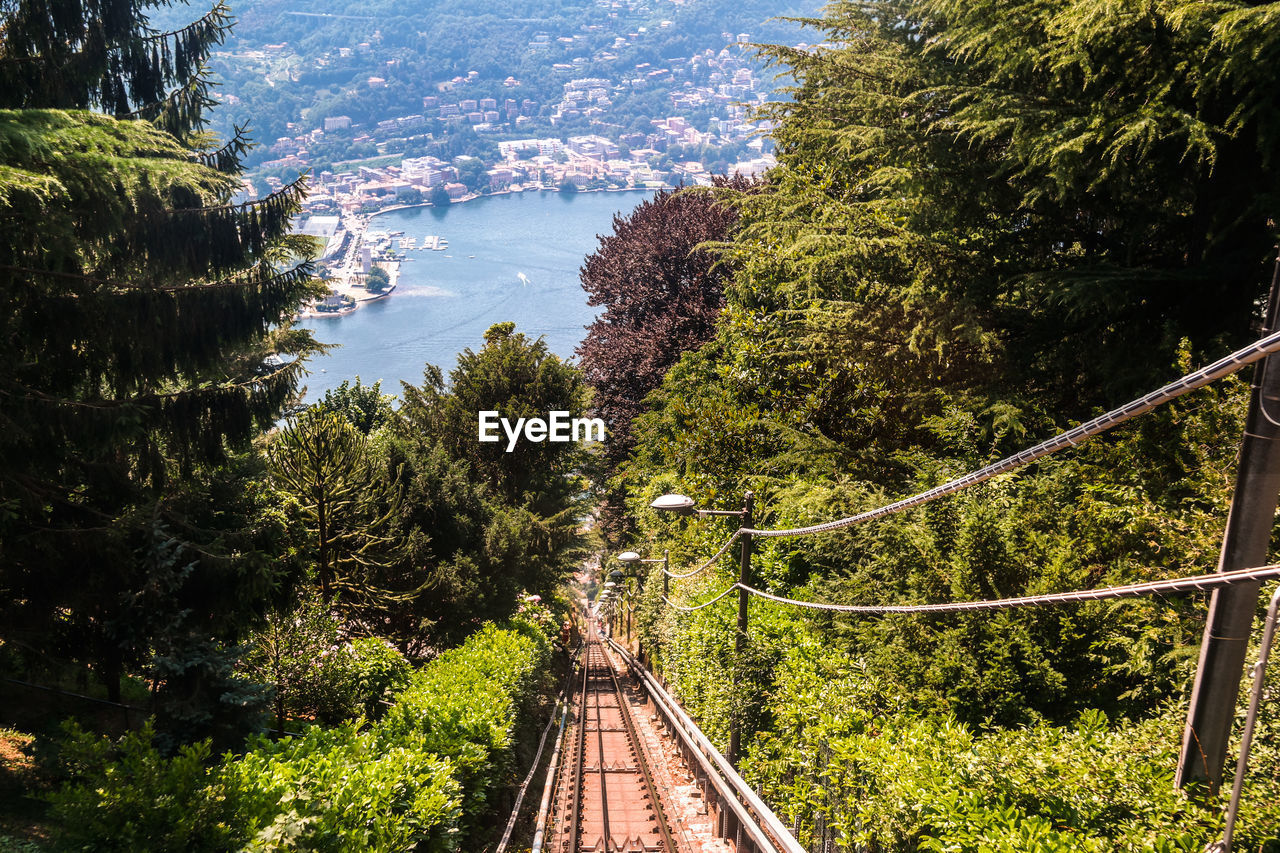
662,584,742,612
661,565,1280,616
663,532,741,579
741,328,1280,539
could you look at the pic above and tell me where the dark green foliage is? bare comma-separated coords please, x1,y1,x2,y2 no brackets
378,323,593,648
727,0,1280,441
613,0,1280,846
0,0,321,722
315,377,396,434
239,594,343,734
302,636,412,724
267,409,401,605
0,0,232,133
421,322,588,504
48,722,237,853
365,265,391,294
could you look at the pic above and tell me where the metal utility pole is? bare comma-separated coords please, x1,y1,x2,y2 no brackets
727,491,754,768
662,550,669,601
1178,252,1280,791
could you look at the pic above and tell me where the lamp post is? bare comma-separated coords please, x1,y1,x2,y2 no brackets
618,549,669,662
650,491,754,768
602,579,618,639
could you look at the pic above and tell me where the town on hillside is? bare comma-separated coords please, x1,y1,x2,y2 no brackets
241,24,791,317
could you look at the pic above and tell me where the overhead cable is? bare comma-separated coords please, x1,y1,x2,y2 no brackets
662,585,742,612
663,532,741,579
661,565,1280,616
741,328,1280,539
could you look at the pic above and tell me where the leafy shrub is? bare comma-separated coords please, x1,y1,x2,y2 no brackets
736,631,1280,852
222,726,460,853
308,637,413,724
0,838,44,853
377,620,552,838
47,722,237,853
44,620,554,852
346,637,413,718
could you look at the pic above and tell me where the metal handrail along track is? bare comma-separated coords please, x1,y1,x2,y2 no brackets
606,637,806,853
600,642,679,853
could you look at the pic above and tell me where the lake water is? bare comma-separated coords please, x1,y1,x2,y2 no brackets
296,189,652,402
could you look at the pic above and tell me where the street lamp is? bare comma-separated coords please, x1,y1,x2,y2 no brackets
650,491,754,768
618,549,670,635
615,551,666,654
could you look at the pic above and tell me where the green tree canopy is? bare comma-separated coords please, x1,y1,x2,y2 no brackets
615,0,1280,734
0,0,322,723
267,409,400,605
379,323,594,647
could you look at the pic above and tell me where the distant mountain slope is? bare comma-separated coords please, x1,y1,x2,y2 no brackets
156,0,818,163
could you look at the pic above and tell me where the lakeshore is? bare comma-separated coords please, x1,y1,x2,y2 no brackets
301,186,655,320
366,184,668,221
295,189,653,402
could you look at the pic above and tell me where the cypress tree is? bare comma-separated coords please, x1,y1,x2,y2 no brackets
0,0,323,731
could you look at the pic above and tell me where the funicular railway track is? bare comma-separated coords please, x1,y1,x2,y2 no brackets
554,628,680,853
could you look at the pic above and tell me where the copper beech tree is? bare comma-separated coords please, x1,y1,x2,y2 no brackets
576,176,756,540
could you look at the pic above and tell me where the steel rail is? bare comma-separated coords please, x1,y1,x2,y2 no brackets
566,645,592,853
606,637,806,853
593,644,613,852
600,642,681,853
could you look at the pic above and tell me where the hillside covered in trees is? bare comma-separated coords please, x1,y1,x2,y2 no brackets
169,0,820,170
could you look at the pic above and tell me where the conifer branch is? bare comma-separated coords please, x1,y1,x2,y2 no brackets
197,123,254,173
2,358,305,409
0,260,315,294
140,4,233,47
174,175,309,214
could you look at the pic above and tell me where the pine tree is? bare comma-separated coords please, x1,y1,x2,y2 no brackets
0,0,323,720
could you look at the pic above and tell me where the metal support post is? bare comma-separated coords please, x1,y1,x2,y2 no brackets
1214,584,1280,852
727,491,754,768
1179,252,1280,791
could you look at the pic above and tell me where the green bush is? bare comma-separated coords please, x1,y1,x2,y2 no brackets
44,620,554,852
310,637,412,724
733,630,1280,852
222,726,460,853
377,620,552,837
47,722,236,853
0,837,45,853
348,637,413,719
